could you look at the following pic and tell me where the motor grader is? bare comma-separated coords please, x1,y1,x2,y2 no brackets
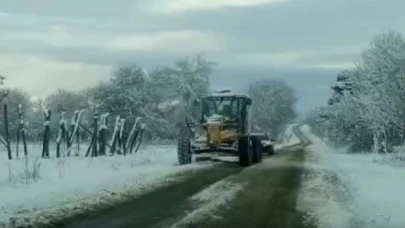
177,90,268,167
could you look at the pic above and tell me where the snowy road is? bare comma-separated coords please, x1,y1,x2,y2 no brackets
50,124,309,228
178,124,311,228
57,164,243,228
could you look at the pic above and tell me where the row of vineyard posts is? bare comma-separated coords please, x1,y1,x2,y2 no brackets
1,104,145,160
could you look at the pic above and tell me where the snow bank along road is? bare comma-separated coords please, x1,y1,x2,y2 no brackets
298,125,405,228
51,124,310,228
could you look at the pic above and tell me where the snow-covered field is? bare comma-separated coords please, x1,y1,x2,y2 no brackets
0,144,208,228
298,125,405,228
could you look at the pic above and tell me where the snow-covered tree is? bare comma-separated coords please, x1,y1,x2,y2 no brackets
86,54,214,140
167,54,215,132
314,30,405,153
247,79,297,138
45,89,88,113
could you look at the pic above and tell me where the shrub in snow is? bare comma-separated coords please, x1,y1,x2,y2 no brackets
23,157,41,184
58,156,67,179
7,157,42,185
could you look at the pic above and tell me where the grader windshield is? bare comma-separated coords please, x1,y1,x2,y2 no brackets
200,94,251,125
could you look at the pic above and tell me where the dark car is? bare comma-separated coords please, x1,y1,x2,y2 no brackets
257,133,275,155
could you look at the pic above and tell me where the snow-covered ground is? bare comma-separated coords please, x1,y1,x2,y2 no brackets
298,125,405,228
274,124,301,150
0,144,208,228
171,180,245,227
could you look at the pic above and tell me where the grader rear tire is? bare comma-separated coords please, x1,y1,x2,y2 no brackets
238,136,252,167
268,144,275,156
177,131,192,165
251,137,262,163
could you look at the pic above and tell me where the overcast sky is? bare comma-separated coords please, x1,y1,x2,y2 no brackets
0,0,403,116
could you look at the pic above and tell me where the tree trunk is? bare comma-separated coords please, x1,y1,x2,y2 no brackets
373,131,380,153
4,104,12,160
42,110,51,158
90,109,99,157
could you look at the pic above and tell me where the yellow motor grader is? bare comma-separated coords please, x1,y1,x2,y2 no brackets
177,90,271,167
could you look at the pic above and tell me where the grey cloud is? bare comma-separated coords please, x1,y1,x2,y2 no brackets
3,0,401,64
0,0,136,20
2,0,400,68
142,0,405,52
0,42,179,67
0,0,402,114
289,51,362,67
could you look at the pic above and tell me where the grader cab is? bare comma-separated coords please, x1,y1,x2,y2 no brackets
177,90,266,167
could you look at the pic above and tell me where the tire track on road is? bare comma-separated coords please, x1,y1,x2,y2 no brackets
50,164,242,228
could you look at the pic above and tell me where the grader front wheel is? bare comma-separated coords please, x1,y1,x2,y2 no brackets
177,131,192,165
